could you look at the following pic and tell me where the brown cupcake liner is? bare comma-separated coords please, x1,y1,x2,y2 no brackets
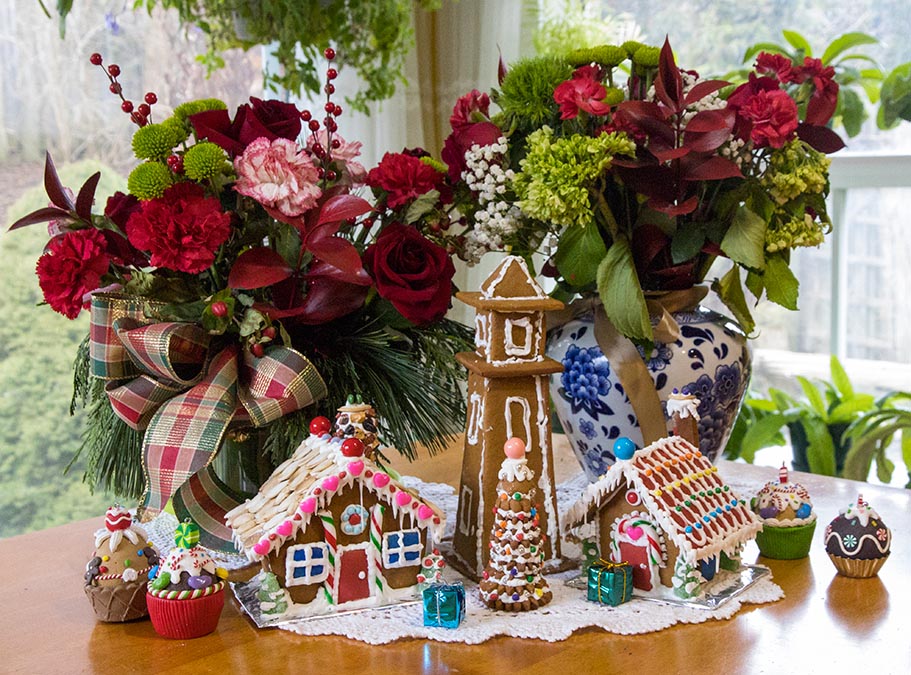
828,552,890,578
84,580,149,622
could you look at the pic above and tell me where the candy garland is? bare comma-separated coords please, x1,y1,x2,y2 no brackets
319,510,338,605
370,503,386,595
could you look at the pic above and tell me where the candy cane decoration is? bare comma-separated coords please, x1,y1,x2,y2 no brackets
318,510,337,605
370,503,386,596
610,513,666,571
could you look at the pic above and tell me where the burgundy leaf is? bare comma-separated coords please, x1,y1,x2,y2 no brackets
315,194,373,228
614,165,676,202
498,48,508,85
44,152,75,211
683,80,730,107
616,104,675,146
650,195,699,216
680,155,743,181
797,123,846,153
8,207,73,231
684,128,734,153
306,226,369,283
616,100,665,122
101,230,148,266
683,109,733,133
261,275,369,324
305,258,372,287
655,38,683,112
75,172,101,221
228,247,294,290
652,146,691,162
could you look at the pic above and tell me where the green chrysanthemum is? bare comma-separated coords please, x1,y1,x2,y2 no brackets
173,98,227,124
127,162,172,200
495,56,574,134
604,87,625,105
621,41,646,58
567,45,628,68
514,126,636,229
631,45,661,71
419,156,447,174
183,142,229,181
131,123,179,161
160,115,191,145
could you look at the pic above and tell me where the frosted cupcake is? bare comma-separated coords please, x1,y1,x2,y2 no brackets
825,495,891,578
84,506,160,622
146,521,228,639
751,465,816,559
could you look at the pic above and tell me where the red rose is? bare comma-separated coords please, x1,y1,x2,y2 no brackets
363,222,455,325
36,229,110,319
554,67,612,120
126,183,232,274
737,88,799,148
237,97,302,147
450,89,491,131
367,152,445,209
755,52,798,83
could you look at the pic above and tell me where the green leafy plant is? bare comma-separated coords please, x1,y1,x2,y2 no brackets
740,30,911,137
40,0,440,113
728,355,911,487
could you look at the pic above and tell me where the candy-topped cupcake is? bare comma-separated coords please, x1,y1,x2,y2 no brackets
751,464,817,559
146,520,228,639
825,495,892,578
84,506,160,622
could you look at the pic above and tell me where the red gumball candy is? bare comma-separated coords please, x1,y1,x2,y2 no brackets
341,438,365,457
309,416,331,436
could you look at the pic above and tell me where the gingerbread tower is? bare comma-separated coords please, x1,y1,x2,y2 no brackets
452,256,563,579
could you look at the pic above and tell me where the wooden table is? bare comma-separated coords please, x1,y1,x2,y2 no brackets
2,441,909,674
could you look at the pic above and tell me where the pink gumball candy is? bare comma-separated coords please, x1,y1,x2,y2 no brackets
504,437,526,459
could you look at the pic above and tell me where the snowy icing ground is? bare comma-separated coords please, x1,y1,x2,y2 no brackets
224,473,783,644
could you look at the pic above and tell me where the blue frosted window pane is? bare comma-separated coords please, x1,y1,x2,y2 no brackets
404,549,421,563
310,547,323,560
292,566,308,578
388,552,400,565
402,531,420,546
310,564,324,577
387,532,400,548
293,548,308,562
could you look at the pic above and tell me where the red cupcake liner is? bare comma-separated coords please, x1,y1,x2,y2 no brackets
146,589,224,639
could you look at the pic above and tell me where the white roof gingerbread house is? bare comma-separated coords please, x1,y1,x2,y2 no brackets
226,405,445,617
563,435,762,599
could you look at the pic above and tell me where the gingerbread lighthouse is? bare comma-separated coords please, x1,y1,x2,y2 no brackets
452,256,563,579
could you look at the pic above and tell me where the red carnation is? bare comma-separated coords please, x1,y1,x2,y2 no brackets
126,183,232,274
795,58,839,126
367,152,444,209
737,88,799,148
755,52,798,83
554,67,613,120
36,229,110,319
450,89,491,131
363,222,455,325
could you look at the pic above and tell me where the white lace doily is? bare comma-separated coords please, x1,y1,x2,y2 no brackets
267,472,783,644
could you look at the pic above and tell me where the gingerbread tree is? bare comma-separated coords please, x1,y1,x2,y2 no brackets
478,438,553,612
453,256,563,579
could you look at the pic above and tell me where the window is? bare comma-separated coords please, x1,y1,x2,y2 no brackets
285,543,331,586
504,316,533,357
505,396,532,447
467,392,483,445
458,486,474,536
382,529,423,568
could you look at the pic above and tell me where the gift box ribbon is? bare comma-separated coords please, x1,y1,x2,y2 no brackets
592,558,631,604
89,294,327,550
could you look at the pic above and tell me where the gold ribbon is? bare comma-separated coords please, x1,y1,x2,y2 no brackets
593,558,630,604
548,287,707,447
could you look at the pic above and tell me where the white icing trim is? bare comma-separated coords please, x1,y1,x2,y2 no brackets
285,542,331,586
489,355,546,366
839,500,881,527
382,528,424,569
482,256,547,300
458,485,473,537
760,513,817,527
504,316,533,356
475,314,488,350
666,394,701,421
825,530,891,557
505,396,532,447
535,375,560,555
467,393,483,445
498,457,534,482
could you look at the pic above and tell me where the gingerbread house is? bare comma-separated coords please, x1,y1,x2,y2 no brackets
563,435,762,599
452,256,564,579
225,405,445,618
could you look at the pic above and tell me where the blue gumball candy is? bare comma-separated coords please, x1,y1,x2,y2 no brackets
613,437,637,460
796,503,812,519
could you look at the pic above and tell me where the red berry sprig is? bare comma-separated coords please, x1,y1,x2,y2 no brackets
89,52,157,128
301,47,345,186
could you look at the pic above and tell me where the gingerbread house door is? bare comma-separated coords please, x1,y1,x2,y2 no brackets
337,545,371,604
618,540,653,591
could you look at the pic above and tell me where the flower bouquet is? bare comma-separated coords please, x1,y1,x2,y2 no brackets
429,38,847,469
11,51,471,550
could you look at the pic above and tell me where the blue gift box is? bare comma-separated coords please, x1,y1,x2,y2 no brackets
586,560,633,606
422,582,466,628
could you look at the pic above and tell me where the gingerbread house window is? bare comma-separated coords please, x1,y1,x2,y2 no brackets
505,396,532,447
504,316,533,357
383,529,423,568
467,393,483,445
475,314,488,350
285,543,331,586
458,486,474,536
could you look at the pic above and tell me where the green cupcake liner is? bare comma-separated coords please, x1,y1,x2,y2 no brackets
756,520,817,560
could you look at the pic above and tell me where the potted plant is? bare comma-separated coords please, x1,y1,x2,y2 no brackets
728,355,911,487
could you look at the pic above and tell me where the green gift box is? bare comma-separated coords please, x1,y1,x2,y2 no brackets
587,560,633,606
422,582,465,628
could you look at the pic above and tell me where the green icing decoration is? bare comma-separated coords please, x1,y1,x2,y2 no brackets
150,571,171,591
258,572,289,616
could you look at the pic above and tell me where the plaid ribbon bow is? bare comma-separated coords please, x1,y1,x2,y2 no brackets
90,294,327,550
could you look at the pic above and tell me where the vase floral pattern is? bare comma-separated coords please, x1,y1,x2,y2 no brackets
548,309,751,481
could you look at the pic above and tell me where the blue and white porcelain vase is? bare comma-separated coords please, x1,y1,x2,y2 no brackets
547,306,751,481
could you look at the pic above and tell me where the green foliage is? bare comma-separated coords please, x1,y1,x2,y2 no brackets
729,356,911,486
596,238,650,344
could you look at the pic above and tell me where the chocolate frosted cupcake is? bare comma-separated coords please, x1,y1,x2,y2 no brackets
825,495,891,578
146,521,227,639
84,506,160,622
751,465,816,559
